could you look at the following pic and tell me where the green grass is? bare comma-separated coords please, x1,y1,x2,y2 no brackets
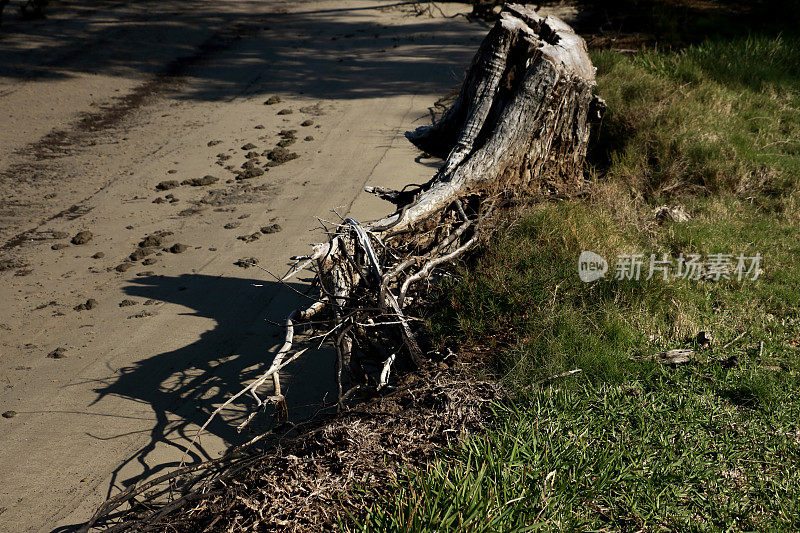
358,379,800,531
353,33,800,532
590,36,800,197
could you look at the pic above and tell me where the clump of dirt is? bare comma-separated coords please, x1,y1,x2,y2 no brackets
73,298,98,311
182,175,219,187
237,232,261,243
199,183,277,207
260,224,282,234
142,258,157,266
128,311,154,319
178,207,204,217
153,197,166,204
241,143,257,150
234,257,258,268
266,147,299,166
277,138,295,148
129,247,156,261
264,96,282,105
237,167,266,180
71,231,93,245
170,243,188,254
300,120,314,127
156,180,180,191
115,263,133,273
299,103,326,116
140,235,164,248
119,300,138,307
47,347,66,359
51,243,70,250
92,252,105,259
207,140,222,147
304,136,314,142
279,129,297,139
2,411,16,419
223,222,241,229
244,151,260,159
276,108,293,115
92,373,505,532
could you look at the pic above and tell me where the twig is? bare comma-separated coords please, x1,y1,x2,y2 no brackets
399,237,475,307
531,369,582,387
722,330,747,350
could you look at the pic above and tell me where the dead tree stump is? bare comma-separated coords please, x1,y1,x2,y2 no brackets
282,4,605,407
218,4,604,422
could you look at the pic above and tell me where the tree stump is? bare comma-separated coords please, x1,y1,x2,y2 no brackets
228,4,603,419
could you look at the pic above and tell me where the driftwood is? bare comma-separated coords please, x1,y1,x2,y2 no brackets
190,3,603,453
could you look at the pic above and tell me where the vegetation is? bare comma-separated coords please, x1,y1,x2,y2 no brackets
354,16,800,533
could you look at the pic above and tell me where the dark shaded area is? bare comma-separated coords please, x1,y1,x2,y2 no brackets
84,273,335,503
0,0,484,100
543,0,800,49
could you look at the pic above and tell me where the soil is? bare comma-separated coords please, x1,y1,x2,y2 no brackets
73,299,98,311
182,175,219,187
71,231,93,245
266,147,299,165
260,224,282,234
156,180,180,191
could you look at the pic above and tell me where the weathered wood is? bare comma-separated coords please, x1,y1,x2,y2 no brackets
280,4,603,407
381,4,602,236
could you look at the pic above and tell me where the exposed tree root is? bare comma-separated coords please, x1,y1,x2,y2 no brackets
82,6,602,530
81,373,505,532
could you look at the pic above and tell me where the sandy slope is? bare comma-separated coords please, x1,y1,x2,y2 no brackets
0,0,572,530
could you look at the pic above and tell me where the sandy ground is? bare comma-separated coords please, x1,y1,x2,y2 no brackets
0,0,573,530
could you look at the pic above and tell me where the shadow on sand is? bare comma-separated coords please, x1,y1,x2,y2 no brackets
46,272,337,533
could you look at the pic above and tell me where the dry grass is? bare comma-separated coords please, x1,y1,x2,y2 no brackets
88,372,505,532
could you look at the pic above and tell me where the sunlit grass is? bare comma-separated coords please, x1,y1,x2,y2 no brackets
353,33,800,532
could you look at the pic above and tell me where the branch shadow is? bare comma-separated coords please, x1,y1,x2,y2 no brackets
0,0,486,102
83,273,336,507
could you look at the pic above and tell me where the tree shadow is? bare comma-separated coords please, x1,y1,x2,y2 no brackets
555,0,800,50
85,273,336,503
0,0,486,101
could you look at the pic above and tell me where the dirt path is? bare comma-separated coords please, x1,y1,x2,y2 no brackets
0,1,571,530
